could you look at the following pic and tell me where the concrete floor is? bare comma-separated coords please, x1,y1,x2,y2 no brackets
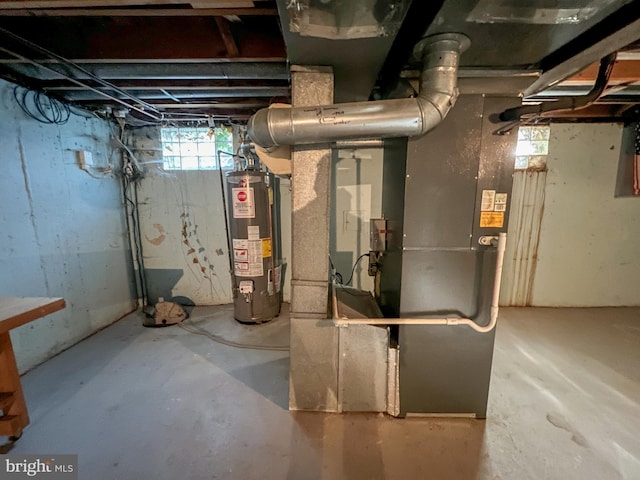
5,305,640,479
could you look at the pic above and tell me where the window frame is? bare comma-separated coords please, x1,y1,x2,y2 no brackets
161,126,234,171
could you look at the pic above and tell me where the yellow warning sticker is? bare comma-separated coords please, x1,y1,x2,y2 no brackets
261,238,272,258
480,212,504,228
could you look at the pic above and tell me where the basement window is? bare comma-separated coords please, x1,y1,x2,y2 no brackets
161,126,233,170
515,125,550,170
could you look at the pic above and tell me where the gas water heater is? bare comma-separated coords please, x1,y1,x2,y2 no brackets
226,170,281,323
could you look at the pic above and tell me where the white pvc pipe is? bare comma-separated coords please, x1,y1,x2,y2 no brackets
333,233,507,334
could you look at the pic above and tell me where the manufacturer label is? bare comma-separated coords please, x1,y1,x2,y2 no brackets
233,248,248,262
233,238,263,277
232,187,255,219
480,212,504,228
262,238,272,258
494,193,508,212
247,225,260,240
481,190,496,212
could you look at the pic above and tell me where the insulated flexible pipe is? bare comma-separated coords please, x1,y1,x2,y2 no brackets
247,33,470,147
333,233,507,334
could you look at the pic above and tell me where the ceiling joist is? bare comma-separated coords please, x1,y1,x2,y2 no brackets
0,7,277,15
0,0,254,9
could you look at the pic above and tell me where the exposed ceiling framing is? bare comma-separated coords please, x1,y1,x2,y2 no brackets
0,0,287,123
0,0,639,125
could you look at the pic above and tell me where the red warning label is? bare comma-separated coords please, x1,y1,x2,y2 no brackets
232,187,255,218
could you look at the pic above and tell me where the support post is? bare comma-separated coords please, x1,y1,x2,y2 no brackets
288,66,339,412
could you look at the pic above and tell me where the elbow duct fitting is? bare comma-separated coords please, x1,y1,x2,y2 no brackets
247,33,470,147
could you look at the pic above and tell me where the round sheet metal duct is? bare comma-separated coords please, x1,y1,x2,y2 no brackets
247,33,470,147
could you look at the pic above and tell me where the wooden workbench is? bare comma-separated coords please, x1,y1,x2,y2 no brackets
0,297,66,440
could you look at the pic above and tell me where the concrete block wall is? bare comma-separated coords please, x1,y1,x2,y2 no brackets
0,79,136,372
531,123,640,306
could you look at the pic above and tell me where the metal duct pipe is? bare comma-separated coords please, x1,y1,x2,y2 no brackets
247,33,470,147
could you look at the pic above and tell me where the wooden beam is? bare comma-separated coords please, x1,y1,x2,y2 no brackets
0,17,285,60
40,79,289,88
567,60,640,84
191,0,252,8
538,103,624,119
0,7,277,15
145,101,268,108
215,16,239,57
0,0,255,9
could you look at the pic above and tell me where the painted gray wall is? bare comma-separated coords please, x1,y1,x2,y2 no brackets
0,79,136,373
530,123,640,306
330,148,383,291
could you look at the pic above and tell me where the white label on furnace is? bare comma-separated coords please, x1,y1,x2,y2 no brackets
481,190,496,212
247,225,260,240
232,187,255,219
494,193,508,212
233,238,263,277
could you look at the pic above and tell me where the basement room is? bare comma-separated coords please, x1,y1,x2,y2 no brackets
0,0,639,479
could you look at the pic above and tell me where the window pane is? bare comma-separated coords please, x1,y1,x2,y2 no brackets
516,140,533,156
529,140,549,155
514,156,529,170
163,142,177,156
514,126,550,171
199,156,216,169
530,126,550,140
218,142,233,154
198,142,216,156
164,156,181,170
161,126,234,171
518,126,531,140
161,129,177,142
180,142,197,156
181,156,199,170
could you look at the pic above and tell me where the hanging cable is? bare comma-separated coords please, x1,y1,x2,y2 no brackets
13,86,70,125
343,253,370,286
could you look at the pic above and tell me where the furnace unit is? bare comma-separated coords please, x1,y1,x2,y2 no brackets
378,95,518,417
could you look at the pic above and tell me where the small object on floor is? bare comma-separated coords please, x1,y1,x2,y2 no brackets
145,298,187,327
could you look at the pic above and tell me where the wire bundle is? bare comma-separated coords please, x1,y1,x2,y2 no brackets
13,86,70,125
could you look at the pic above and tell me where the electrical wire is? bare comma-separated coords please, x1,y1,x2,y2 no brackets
328,254,343,284
119,123,149,307
13,86,70,125
123,176,148,305
177,319,289,352
344,253,370,286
